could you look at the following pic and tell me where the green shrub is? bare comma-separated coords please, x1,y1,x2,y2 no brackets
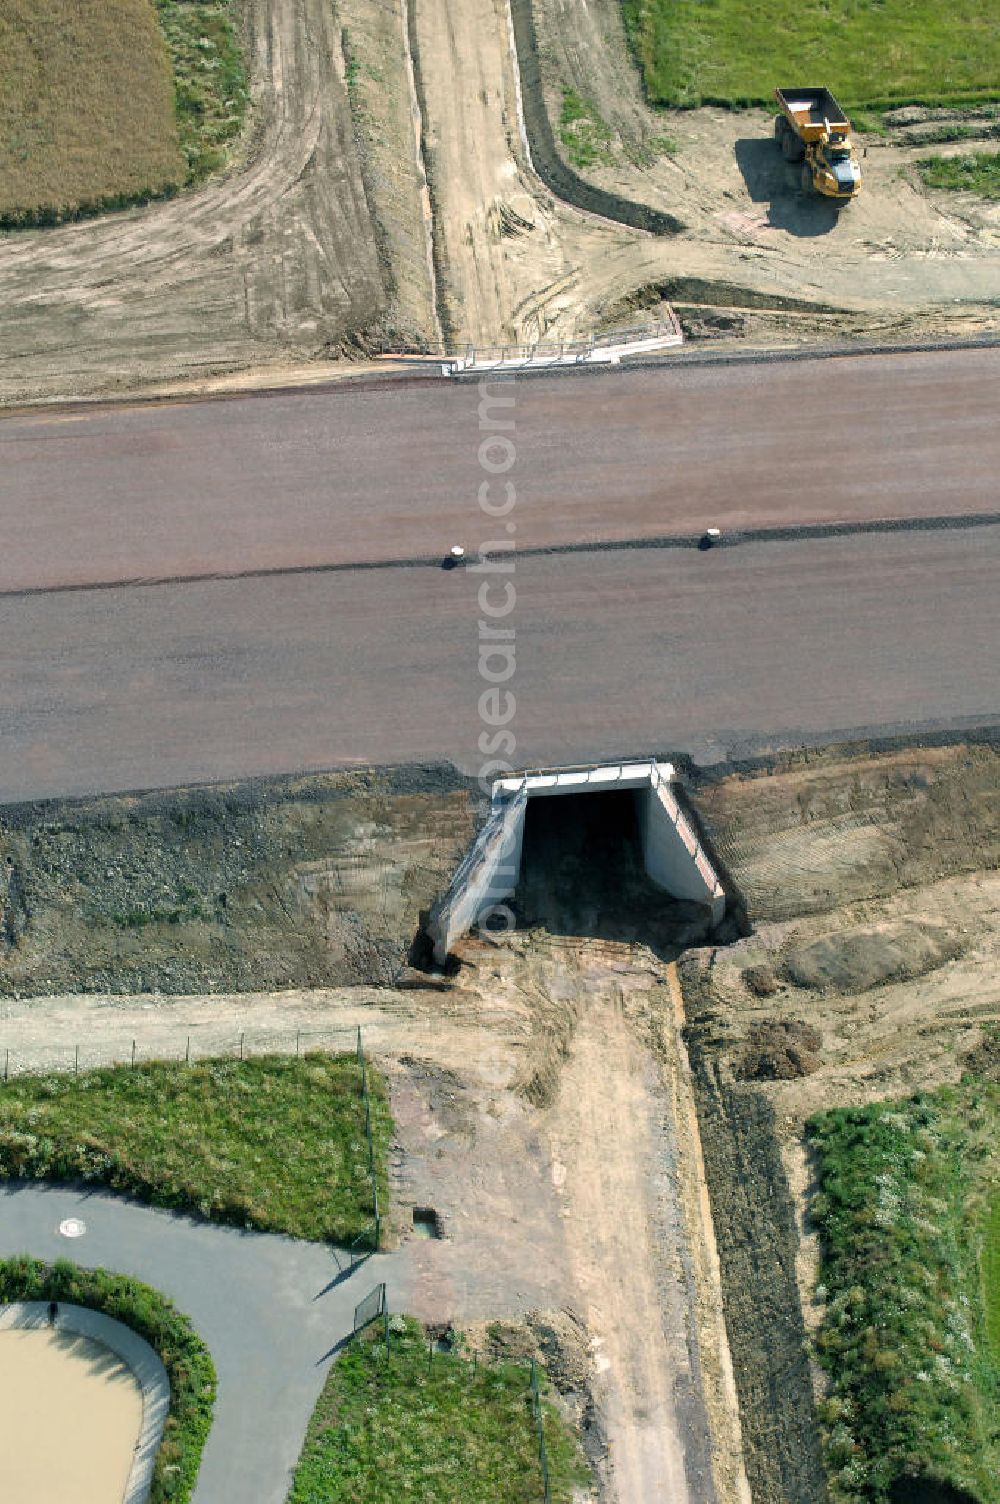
808,1087,1000,1504
559,88,614,169
289,1316,590,1502
0,1053,391,1245
917,150,1000,199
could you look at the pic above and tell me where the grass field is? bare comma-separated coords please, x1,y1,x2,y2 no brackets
0,1054,391,1245
984,1196,1000,1361
0,0,246,226
622,0,1000,111
288,1317,589,1504
918,150,1000,199
0,1255,215,1504
808,1085,1000,1504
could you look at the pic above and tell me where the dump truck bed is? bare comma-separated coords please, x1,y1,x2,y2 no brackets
775,87,850,140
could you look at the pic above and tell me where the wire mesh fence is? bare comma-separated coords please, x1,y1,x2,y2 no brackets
530,1357,552,1504
0,1023,385,1253
0,1026,366,1082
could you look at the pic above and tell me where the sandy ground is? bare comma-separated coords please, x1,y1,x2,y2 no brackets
686,740,1000,1381
0,1329,141,1503
531,0,1000,338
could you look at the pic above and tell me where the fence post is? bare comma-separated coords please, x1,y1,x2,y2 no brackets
530,1359,551,1504
131,1040,136,1069
296,1030,300,1059
239,1032,244,1061
3,1049,7,1084
74,1044,79,1075
185,1035,190,1064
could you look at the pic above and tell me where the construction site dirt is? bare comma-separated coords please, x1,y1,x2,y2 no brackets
1,738,996,1503
2,0,999,405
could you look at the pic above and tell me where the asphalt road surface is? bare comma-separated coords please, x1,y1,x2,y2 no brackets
1,349,998,801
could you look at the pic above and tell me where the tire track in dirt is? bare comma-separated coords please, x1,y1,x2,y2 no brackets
0,0,385,404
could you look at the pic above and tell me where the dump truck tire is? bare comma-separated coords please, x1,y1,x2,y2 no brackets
801,163,814,193
782,132,805,162
774,114,788,141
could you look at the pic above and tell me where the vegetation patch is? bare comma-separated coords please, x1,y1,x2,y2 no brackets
154,0,247,185
559,88,614,169
808,1085,1000,1504
621,0,1000,111
917,150,1000,199
984,1196,1000,1362
0,1054,391,1245
288,1315,589,1503
0,1255,214,1503
0,0,246,227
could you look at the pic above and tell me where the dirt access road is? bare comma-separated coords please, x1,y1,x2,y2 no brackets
3,0,999,403
0,931,750,1504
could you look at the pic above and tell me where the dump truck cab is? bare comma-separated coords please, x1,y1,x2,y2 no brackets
816,132,861,196
773,88,862,201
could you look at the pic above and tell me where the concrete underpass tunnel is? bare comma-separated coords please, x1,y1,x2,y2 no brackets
427,762,728,965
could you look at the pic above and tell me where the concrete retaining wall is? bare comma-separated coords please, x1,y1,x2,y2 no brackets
427,762,725,962
642,766,727,922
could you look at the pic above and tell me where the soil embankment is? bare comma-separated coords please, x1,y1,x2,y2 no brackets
678,740,1000,1501
0,767,474,998
508,0,684,235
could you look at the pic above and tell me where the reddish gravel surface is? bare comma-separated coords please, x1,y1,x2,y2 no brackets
3,348,1000,594
0,526,997,803
1,350,998,803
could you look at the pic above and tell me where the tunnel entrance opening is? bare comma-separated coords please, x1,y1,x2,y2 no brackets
509,789,715,952
426,762,727,966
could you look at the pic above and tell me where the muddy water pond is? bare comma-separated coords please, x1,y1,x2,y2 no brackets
0,1328,142,1502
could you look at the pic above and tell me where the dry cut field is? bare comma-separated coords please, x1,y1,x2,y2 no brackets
0,0,185,224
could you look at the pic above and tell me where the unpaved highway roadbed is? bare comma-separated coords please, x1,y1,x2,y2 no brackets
0,526,996,802
4,350,1000,593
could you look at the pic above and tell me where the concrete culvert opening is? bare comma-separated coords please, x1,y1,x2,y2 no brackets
513,789,712,949
426,762,727,965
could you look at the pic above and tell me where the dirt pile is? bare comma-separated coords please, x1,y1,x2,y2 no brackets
781,921,963,993
733,1019,821,1081
963,1026,1000,1081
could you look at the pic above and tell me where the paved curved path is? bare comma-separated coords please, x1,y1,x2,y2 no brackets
0,1184,409,1504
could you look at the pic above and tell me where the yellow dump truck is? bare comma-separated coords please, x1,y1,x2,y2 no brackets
773,87,861,201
